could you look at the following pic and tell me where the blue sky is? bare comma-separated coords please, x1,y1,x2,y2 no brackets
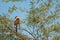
0,0,30,20
0,0,60,39
0,0,32,37
0,0,60,20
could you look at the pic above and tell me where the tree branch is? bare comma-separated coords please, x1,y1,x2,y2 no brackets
7,27,30,40
18,28,35,39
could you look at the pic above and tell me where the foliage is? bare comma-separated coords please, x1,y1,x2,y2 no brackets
26,0,60,40
0,15,30,40
52,36,60,40
0,0,60,40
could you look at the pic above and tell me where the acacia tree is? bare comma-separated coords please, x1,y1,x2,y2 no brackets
25,0,60,40
0,14,30,40
1,0,60,40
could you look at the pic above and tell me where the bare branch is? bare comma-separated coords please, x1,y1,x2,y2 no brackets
18,28,35,38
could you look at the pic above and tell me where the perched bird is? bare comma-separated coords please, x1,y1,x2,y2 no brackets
14,16,21,32
14,16,20,26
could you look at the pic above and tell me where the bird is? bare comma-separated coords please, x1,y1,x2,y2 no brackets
14,16,21,32
14,16,20,25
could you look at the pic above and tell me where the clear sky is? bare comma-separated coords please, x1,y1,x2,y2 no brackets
0,0,31,20
0,0,34,38
0,0,60,39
